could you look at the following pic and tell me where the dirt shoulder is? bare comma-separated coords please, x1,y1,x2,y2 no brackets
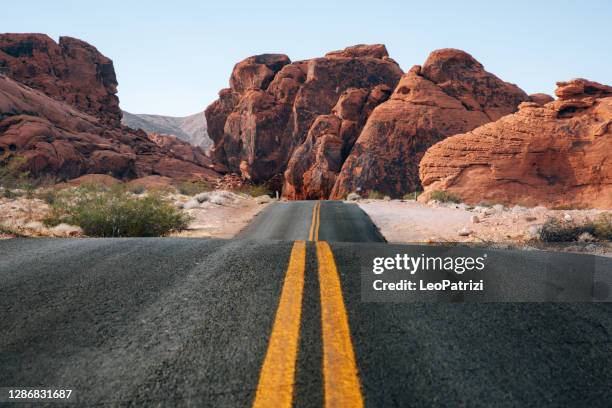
0,189,271,239
358,199,611,256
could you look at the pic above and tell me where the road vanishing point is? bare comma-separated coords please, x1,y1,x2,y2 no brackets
1,201,611,407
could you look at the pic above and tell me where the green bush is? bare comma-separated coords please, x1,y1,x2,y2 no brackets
178,180,213,196
44,186,191,237
428,190,462,204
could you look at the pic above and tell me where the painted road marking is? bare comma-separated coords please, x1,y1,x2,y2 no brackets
253,241,307,408
316,241,364,408
309,201,321,241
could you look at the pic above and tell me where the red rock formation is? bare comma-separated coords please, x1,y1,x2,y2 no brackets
205,45,403,186
283,85,392,199
330,49,528,199
529,93,554,105
0,34,121,126
0,75,220,182
419,79,612,209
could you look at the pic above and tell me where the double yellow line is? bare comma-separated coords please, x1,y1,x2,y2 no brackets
308,201,321,241
253,202,363,408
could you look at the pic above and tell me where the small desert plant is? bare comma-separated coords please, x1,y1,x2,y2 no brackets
403,191,422,200
539,218,595,242
592,213,612,241
129,184,147,195
367,190,384,199
44,185,191,237
428,190,462,204
0,224,23,237
178,180,213,196
234,184,273,197
0,156,57,191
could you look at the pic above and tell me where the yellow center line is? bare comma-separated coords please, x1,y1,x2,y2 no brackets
308,201,321,241
316,241,364,408
253,241,307,408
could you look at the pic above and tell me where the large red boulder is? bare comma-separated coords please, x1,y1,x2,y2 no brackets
205,44,403,187
330,49,528,199
0,34,121,126
419,79,612,209
283,85,392,199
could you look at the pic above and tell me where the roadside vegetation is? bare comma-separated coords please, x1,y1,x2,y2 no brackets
43,184,191,237
428,190,462,204
1,156,58,199
178,180,214,196
539,213,612,242
367,190,384,199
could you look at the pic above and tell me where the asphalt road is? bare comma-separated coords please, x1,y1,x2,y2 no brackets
1,201,611,407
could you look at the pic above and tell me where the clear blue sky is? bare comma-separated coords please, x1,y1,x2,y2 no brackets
4,0,611,116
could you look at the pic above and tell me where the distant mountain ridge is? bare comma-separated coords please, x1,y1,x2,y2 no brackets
122,110,213,151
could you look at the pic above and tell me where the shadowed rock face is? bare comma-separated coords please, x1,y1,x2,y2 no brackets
419,79,612,209
330,49,528,199
205,44,403,190
0,34,121,126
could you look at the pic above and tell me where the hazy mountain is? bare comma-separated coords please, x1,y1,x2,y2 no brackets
122,110,213,151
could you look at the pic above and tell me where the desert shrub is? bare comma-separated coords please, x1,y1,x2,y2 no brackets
403,191,422,200
367,190,384,199
1,188,19,199
44,185,191,237
178,180,213,196
539,218,595,242
592,213,612,241
428,190,462,204
129,184,146,195
0,224,23,237
0,156,57,190
234,184,273,197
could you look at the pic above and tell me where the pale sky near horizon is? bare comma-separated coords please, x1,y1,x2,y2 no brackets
4,0,611,117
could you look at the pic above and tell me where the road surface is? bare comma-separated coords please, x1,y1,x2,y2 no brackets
1,201,611,407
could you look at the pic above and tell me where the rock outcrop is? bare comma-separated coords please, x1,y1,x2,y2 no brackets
0,34,121,126
0,72,219,182
205,45,403,191
283,85,392,198
330,49,528,198
419,79,612,208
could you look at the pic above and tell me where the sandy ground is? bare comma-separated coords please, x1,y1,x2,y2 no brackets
173,193,269,238
0,190,270,239
359,199,611,256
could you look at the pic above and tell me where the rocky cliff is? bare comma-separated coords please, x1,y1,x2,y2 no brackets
419,78,612,208
0,34,121,126
0,34,220,182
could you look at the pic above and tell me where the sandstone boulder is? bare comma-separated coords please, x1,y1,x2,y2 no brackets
331,49,528,199
419,79,612,209
205,44,403,188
